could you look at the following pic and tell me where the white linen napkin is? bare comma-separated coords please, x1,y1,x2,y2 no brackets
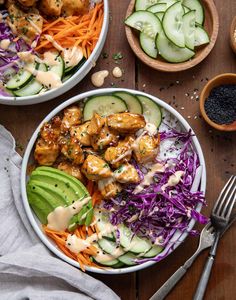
0,125,119,300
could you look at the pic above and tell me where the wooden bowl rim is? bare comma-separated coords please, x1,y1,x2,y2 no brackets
230,16,236,54
199,73,236,132
125,0,219,72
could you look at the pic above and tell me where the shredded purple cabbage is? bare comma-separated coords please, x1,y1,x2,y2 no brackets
104,129,207,263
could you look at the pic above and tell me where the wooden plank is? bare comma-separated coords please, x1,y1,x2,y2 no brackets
138,0,236,299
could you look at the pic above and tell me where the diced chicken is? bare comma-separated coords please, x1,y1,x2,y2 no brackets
133,134,159,164
113,163,140,184
61,105,82,132
34,138,59,166
57,161,84,182
18,0,36,7
70,122,91,146
107,112,146,134
90,125,119,151
83,147,98,157
104,136,134,168
98,177,122,200
40,116,62,143
39,0,63,17
87,113,105,136
61,137,84,164
7,4,43,43
81,154,112,181
61,0,89,16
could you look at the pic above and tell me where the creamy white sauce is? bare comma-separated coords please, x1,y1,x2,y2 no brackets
47,196,91,231
66,222,114,253
144,123,158,135
17,51,36,63
111,149,132,164
133,163,165,194
98,177,116,198
112,66,122,78
26,65,62,89
91,70,109,87
28,19,42,34
162,170,185,191
0,39,10,50
43,51,60,66
94,248,124,263
44,35,83,68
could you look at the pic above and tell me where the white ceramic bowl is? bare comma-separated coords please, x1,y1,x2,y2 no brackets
21,88,206,274
0,1,109,106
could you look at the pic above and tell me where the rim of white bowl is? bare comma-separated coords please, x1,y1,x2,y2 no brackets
0,1,109,106
21,88,206,274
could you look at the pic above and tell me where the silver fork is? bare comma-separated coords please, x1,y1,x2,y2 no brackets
193,175,236,300
149,222,215,300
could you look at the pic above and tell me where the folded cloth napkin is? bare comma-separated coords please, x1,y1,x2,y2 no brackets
0,125,120,300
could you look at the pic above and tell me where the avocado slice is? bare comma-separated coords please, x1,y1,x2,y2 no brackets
27,166,90,227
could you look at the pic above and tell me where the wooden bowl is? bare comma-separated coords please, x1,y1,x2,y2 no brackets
125,0,219,72
230,16,236,54
199,73,236,131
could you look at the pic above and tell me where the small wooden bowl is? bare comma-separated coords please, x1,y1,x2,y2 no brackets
125,0,219,72
199,73,236,131
230,16,236,54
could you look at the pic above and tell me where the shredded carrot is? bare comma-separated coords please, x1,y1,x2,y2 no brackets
86,181,94,196
92,190,102,206
35,3,104,59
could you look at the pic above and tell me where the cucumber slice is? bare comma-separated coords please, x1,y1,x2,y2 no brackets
118,252,138,266
83,95,128,121
125,11,162,39
6,62,37,90
183,4,191,13
156,12,164,21
158,0,178,8
183,10,196,50
98,239,124,256
94,209,114,240
135,0,159,11
194,25,210,46
140,32,158,58
113,92,143,114
118,224,152,254
13,63,47,97
162,2,185,48
147,3,166,13
49,54,65,79
64,57,86,75
112,261,125,268
136,94,162,128
143,245,163,257
156,30,195,63
183,0,204,24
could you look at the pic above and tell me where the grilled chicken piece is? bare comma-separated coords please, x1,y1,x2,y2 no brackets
83,147,98,157
7,4,43,43
62,0,89,16
61,137,84,165
104,136,134,168
40,116,62,143
81,154,112,181
107,112,146,134
18,0,36,6
34,138,59,166
70,122,91,146
61,106,82,133
133,134,159,164
39,0,63,16
57,161,84,182
98,177,122,200
90,125,119,151
87,113,105,135
113,163,140,184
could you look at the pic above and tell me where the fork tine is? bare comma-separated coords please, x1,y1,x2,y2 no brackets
213,176,236,215
225,192,236,220
219,177,236,217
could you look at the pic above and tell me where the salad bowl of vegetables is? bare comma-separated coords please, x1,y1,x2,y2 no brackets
125,0,219,72
21,88,207,274
0,0,108,105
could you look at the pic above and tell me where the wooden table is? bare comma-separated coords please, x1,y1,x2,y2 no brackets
0,1,235,299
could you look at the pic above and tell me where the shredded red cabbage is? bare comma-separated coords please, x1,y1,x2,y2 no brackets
104,129,207,262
